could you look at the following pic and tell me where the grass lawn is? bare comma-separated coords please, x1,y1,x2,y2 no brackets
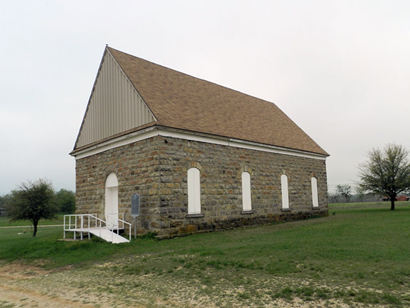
0,214,64,227
0,201,409,307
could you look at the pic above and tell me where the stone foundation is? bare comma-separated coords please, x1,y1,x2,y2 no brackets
75,136,328,237
163,210,328,238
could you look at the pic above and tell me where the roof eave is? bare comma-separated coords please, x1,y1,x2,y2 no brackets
70,124,329,158
70,121,157,156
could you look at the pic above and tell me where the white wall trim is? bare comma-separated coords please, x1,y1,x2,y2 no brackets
73,127,327,161
74,127,158,159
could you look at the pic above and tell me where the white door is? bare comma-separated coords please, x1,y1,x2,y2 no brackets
105,173,119,229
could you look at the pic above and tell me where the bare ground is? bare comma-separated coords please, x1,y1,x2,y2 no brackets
0,262,393,308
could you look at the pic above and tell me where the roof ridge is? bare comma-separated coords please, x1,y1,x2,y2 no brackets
107,46,281,110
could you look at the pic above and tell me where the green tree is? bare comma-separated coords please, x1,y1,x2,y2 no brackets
0,194,11,208
55,189,75,213
359,144,410,210
0,194,11,216
336,184,352,202
7,180,57,236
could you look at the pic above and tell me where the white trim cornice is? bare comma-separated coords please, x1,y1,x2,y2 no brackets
73,127,327,161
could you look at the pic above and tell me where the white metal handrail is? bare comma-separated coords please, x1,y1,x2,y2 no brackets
118,218,132,241
105,213,132,242
63,214,131,242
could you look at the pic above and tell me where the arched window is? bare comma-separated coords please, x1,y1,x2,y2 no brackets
281,174,289,209
242,172,252,211
105,173,119,229
311,177,319,208
187,168,201,214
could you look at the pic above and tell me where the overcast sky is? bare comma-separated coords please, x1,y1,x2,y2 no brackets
1,0,409,195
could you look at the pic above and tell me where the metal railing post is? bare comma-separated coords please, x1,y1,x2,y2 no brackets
80,215,83,240
63,215,66,239
74,216,77,240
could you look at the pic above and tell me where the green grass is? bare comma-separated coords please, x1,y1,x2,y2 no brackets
0,214,64,227
329,200,410,209
0,202,409,306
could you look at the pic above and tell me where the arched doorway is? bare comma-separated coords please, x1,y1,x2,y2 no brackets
105,173,119,229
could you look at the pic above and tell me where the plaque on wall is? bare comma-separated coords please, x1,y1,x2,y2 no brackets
131,194,140,218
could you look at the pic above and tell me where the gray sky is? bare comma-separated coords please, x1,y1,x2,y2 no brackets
1,0,409,195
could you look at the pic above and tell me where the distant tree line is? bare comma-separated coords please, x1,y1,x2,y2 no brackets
328,185,382,203
0,184,75,216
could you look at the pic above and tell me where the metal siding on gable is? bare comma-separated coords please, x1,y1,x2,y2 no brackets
76,51,155,148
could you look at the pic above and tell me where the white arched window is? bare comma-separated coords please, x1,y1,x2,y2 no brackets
311,177,319,208
281,174,289,209
187,168,201,214
242,172,252,211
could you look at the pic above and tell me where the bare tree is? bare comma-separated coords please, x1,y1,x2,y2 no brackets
359,144,410,210
336,184,352,202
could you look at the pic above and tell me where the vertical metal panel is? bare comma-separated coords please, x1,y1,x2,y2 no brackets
76,51,155,148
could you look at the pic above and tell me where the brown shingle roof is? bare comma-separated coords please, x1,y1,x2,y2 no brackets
105,47,328,156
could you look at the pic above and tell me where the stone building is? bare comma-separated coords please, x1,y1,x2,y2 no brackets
70,46,329,237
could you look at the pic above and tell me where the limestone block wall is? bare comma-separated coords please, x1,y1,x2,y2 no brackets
156,136,328,237
75,135,328,237
75,137,162,232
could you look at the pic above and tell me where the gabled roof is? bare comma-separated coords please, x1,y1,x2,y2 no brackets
73,46,328,156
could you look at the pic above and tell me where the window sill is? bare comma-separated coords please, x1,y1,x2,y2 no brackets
281,208,291,212
312,207,320,211
186,213,204,218
241,210,254,215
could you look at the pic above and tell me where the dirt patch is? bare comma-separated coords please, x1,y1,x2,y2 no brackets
0,284,97,308
0,262,398,307
0,262,49,280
